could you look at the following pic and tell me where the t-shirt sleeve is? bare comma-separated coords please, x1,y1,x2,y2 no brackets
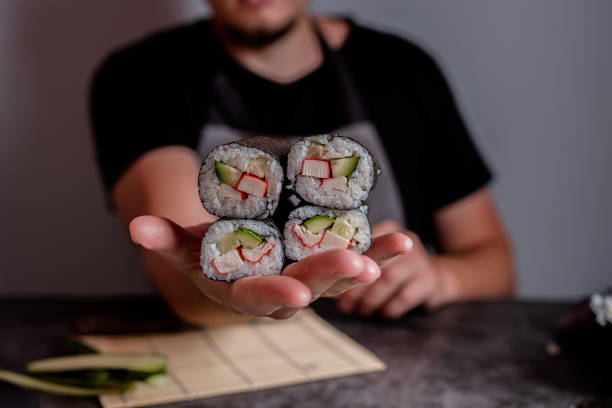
414,52,492,211
89,50,193,195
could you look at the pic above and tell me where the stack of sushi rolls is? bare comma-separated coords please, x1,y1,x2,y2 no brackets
199,136,290,281
283,135,378,261
199,134,380,279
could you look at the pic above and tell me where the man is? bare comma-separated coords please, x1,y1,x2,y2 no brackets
91,0,514,325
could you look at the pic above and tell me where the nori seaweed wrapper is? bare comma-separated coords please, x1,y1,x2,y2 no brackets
233,136,292,165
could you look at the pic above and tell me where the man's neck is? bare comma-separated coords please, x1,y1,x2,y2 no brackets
217,14,323,84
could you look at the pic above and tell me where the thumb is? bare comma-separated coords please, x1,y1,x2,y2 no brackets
129,215,203,269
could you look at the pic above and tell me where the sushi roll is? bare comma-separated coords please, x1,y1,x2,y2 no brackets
284,205,372,261
199,136,291,219
201,218,284,281
286,135,380,209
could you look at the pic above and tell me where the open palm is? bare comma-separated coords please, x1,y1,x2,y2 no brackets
129,215,406,320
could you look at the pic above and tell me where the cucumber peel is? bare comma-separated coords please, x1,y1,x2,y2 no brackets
303,216,335,234
28,353,167,374
33,370,114,388
33,369,166,389
234,229,262,249
0,370,128,396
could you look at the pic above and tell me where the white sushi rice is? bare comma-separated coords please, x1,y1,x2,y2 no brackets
199,144,284,219
284,206,371,261
201,219,284,281
286,135,376,209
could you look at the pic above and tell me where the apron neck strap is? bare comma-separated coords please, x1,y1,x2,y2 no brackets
310,18,368,122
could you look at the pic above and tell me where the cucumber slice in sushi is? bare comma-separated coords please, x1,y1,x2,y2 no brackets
308,142,325,159
330,217,356,240
217,232,241,255
215,161,242,188
303,216,335,234
27,353,167,374
234,229,262,249
247,158,267,178
330,156,360,178
0,370,127,396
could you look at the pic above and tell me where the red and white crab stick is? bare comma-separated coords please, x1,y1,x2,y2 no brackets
218,184,247,200
301,159,330,178
241,241,275,263
292,224,325,248
211,249,244,274
237,174,268,198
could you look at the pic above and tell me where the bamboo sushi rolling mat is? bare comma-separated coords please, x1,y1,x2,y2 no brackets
81,309,386,408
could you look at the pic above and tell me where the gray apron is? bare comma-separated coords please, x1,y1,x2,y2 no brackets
197,23,406,228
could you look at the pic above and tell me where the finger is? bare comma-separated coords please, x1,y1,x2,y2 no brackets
130,216,206,271
336,284,369,314
186,273,310,317
282,249,366,299
357,255,415,316
321,255,381,297
380,275,436,319
364,232,413,265
230,275,311,316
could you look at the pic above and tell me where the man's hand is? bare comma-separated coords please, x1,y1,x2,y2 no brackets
337,221,455,319
129,215,386,320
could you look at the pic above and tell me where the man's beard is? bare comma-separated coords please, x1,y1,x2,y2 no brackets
220,17,299,48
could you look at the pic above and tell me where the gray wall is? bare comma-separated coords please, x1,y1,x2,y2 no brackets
1,1,610,298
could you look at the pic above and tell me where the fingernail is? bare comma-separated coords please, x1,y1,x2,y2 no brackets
129,231,141,246
139,241,153,250
403,237,414,252
291,291,311,308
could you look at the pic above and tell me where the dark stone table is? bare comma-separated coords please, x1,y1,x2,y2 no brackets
0,297,609,407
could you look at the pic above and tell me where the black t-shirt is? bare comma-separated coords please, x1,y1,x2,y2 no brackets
90,18,491,246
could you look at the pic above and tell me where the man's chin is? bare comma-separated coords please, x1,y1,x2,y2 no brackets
221,17,299,48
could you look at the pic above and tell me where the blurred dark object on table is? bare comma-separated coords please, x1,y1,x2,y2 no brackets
550,287,612,365
574,396,612,408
